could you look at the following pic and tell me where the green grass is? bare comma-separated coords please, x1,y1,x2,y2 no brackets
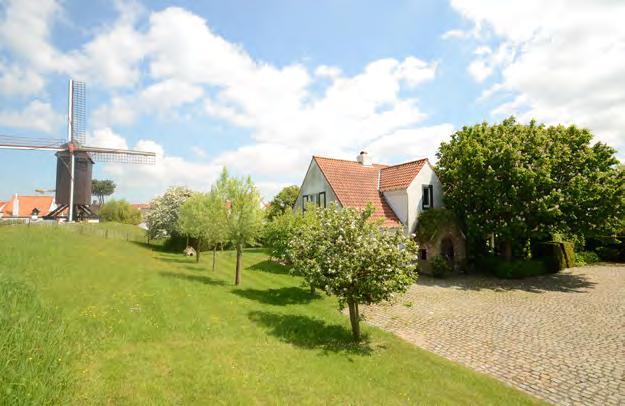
0,227,541,405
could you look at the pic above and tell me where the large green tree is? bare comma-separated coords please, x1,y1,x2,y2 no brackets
287,204,417,341
215,168,263,285
436,117,625,259
98,199,141,225
91,179,116,205
266,185,300,220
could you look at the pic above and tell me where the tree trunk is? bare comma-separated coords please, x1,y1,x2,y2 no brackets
212,246,216,272
347,299,361,341
503,239,513,261
196,239,201,263
235,244,242,285
310,285,316,295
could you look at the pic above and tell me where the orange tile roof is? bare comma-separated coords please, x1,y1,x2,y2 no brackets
379,159,428,191
131,203,150,210
1,195,54,218
313,156,401,227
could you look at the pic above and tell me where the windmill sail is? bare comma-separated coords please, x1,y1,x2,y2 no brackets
80,146,157,164
0,134,65,151
70,81,87,144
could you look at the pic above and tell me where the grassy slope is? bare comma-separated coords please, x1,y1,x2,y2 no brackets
0,227,541,405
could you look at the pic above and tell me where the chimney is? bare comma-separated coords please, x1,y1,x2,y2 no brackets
12,193,19,217
356,151,372,166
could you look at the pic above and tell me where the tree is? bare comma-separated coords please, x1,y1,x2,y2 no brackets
215,168,263,285
436,117,625,260
287,204,418,341
178,190,228,267
266,185,300,220
98,199,141,224
92,179,116,205
146,186,194,239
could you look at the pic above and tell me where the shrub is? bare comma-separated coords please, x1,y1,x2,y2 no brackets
476,256,547,279
596,246,620,261
533,241,574,273
430,256,452,278
98,199,142,225
575,251,600,266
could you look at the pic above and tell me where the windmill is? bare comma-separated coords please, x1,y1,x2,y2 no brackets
0,80,156,221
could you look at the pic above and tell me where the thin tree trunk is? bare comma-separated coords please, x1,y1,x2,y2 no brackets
310,285,316,295
503,239,513,261
212,246,216,272
347,299,361,341
235,244,242,285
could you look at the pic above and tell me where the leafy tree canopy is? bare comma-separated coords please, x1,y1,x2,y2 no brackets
92,179,116,205
98,199,141,225
287,204,417,340
436,117,625,258
146,186,193,239
266,185,300,220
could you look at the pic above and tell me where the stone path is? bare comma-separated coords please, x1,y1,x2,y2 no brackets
361,265,625,405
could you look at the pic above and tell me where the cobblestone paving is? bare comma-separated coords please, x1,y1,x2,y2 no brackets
361,265,625,405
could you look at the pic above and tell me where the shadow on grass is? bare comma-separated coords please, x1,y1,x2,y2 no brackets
232,286,319,306
248,259,290,275
249,311,372,356
418,271,596,293
156,256,195,264
129,241,167,252
159,271,227,286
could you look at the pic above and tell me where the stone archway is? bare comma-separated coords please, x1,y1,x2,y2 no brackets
440,236,455,265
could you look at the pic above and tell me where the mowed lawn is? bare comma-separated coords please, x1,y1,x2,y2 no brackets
0,226,541,405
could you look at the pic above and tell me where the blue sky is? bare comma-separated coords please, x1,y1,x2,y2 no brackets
1,0,623,203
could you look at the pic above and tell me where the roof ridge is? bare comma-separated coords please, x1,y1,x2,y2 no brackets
382,158,428,170
313,155,388,167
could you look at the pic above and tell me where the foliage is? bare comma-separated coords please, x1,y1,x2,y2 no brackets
98,199,142,225
146,186,193,239
430,256,452,278
215,168,263,285
263,209,315,261
287,203,418,340
575,251,600,266
0,227,535,404
178,191,228,264
533,242,571,273
596,246,620,261
415,208,458,243
478,257,547,279
266,185,300,221
437,117,625,259
91,179,116,205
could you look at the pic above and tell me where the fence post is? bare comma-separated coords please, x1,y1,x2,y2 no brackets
126,232,129,241
105,229,108,239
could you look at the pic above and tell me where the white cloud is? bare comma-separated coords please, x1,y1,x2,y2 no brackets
449,0,625,153
0,100,63,133
366,123,456,163
87,127,129,149
0,62,45,96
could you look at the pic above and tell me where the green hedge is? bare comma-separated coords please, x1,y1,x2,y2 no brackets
533,241,575,273
575,251,600,266
477,257,547,279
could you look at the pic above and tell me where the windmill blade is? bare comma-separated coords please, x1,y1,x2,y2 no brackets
0,134,65,151
78,146,157,164
70,80,87,145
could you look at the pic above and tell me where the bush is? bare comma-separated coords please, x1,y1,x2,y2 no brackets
430,256,452,278
596,246,620,261
533,241,575,272
98,199,142,225
477,256,547,279
575,251,600,266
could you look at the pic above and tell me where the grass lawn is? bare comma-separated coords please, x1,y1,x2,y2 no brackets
0,226,541,405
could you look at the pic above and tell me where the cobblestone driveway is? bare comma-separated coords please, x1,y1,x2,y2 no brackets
361,265,625,405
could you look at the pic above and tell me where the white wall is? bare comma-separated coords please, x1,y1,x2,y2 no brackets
382,189,408,229
406,162,443,234
294,159,340,212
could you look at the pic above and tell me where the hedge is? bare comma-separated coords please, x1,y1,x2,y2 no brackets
533,241,575,272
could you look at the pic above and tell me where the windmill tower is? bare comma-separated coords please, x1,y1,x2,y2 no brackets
0,80,156,221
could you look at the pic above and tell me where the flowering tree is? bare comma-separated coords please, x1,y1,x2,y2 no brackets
146,186,193,239
437,117,625,259
287,204,418,341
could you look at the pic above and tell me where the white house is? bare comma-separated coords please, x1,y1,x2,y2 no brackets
294,151,443,234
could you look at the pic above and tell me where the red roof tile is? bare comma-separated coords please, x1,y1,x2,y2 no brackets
379,159,427,191
313,156,400,227
1,195,54,217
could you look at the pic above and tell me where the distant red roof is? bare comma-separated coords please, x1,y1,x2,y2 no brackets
313,156,400,227
379,159,427,191
131,203,150,210
1,195,54,218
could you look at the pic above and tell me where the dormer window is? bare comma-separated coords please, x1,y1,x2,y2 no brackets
422,185,434,210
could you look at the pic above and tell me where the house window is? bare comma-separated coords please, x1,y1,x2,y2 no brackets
302,195,309,212
318,192,326,208
419,249,428,260
422,185,434,210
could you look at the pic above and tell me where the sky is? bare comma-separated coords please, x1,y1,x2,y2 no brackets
0,0,624,203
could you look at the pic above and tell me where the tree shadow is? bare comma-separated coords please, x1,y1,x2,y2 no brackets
129,241,167,252
159,271,227,286
232,286,318,306
248,259,290,275
249,311,372,356
156,256,194,264
418,271,596,293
